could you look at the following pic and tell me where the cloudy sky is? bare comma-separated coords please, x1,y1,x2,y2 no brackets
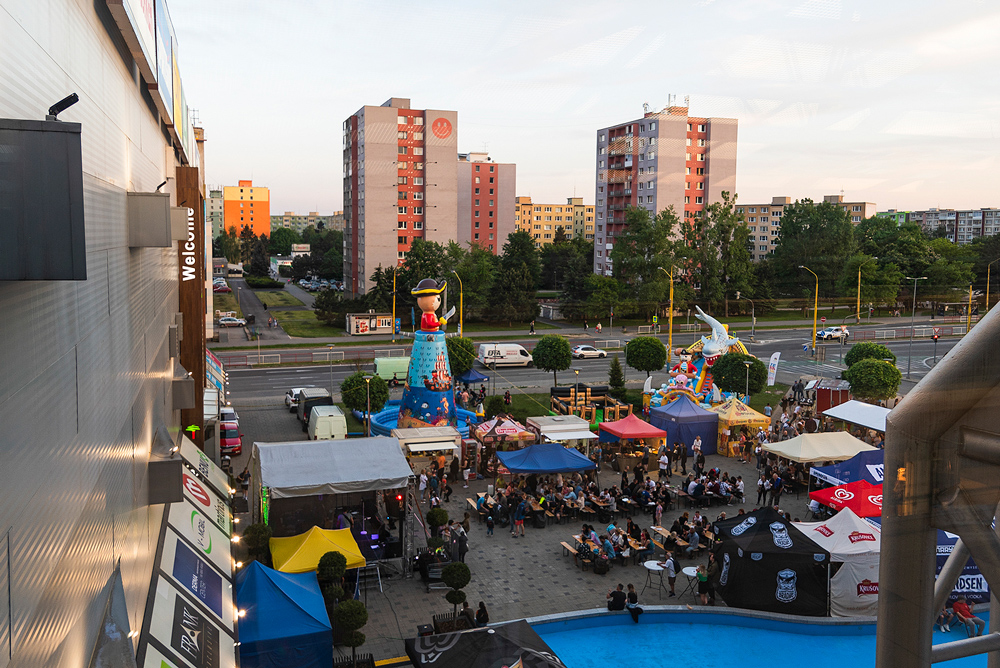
171,0,999,215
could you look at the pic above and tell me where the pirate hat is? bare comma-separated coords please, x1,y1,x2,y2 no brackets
411,278,446,295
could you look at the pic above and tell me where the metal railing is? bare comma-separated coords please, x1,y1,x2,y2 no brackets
852,325,967,342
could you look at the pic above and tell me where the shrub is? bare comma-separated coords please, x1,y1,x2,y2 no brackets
426,508,449,537
446,336,477,376
484,395,506,418
243,523,272,566
844,341,896,368
441,562,472,615
318,551,347,603
844,358,901,401
331,599,368,666
244,276,284,289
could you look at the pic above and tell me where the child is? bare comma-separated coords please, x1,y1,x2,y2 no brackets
486,515,494,537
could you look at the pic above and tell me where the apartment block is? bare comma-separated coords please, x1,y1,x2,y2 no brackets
516,196,595,247
223,179,271,237
740,194,877,261
343,97,458,296
593,103,738,275
208,187,225,237
271,210,345,232
457,152,515,253
882,207,1000,244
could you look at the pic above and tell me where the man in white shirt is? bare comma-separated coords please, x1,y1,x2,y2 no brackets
688,478,699,495
658,452,670,480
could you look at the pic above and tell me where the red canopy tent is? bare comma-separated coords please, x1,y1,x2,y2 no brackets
598,413,666,440
809,480,883,518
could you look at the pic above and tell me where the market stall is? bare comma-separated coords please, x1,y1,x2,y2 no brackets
763,431,877,464
392,426,461,472
794,508,881,616
496,442,596,474
525,415,597,461
598,413,667,472
809,480,883,518
474,417,536,476
714,507,830,617
708,398,770,457
822,399,890,433
648,395,719,456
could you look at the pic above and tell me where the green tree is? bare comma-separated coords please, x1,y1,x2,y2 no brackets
365,265,395,313
624,337,667,377
608,206,682,316
500,230,540,289
239,225,256,266
532,335,572,386
330,599,368,667
844,342,896,368
442,562,472,618
607,355,626,401
248,235,270,277
710,353,768,395
484,395,506,419
218,226,241,264
838,254,902,313
488,232,539,323
583,274,628,321
844,358,901,401
243,523,272,566
454,246,498,321
770,199,856,298
318,551,347,603
268,227,301,257
446,336,477,376
706,192,753,316
340,372,389,413
397,238,447,298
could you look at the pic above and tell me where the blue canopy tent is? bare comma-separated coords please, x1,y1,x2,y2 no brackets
648,395,719,455
496,442,596,473
810,449,884,486
457,367,490,384
235,561,332,668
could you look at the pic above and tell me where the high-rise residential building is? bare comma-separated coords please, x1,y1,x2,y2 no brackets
739,195,877,261
878,207,1000,244
271,210,345,232
516,196,595,247
208,188,225,237
223,179,271,237
457,152,515,253
343,97,458,297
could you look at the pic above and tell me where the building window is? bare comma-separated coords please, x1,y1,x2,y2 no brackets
475,188,480,195
489,177,494,184
412,147,423,155
398,206,407,214
413,132,424,140
397,116,407,124
475,221,480,228
414,177,424,185
398,146,407,154
599,134,605,142
647,196,653,203
398,176,408,184
475,165,480,172
599,160,605,168
475,211,480,217
397,221,407,229
489,211,494,217
397,131,407,139
698,124,706,132
413,192,424,200
684,197,690,204
414,221,423,229
398,192,407,200
490,166,495,172
474,233,480,240
413,206,423,214
398,236,407,244
695,197,704,204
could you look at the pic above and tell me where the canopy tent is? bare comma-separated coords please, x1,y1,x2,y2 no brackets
822,400,890,433
763,431,877,464
794,508,881,617
474,417,536,447
809,480,883,518
709,398,770,457
456,367,490,385
649,395,719,456
253,437,412,499
269,526,366,573
405,620,567,668
713,507,830,616
496,442,596,474
811,449,885,486
598,413,666,443
235,561,332,668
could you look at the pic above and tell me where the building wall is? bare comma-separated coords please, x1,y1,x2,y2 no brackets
270,211,344,233
208,189,225,238
495,164,517,252
423,108,459,248
888,207,1000,244
739,195,877,261
705,118,738,206
223,180,270,237
516,196,594,247
457,153,515,254
0,0,183,664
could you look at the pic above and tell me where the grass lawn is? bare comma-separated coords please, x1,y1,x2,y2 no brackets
271,310,347,338
213,293,241,316
748,382,789,415
337,403,368,434
251,289,304,308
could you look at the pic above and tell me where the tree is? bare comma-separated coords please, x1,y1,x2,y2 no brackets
837,255,902,312
268,227,301,257
243,523,272,566
608,355,626,401
710,353,768,395
320,230,344,280
532,335,572,386
679,210,723,309
454,246,498,321
446,336,476,376
484,395,506,419
769,199,856,298
583,274,628,321
844,358,901,401
248,235,270,277
706,193,753,316
425,508,449,537
318,551,347,603
239,225,256,266
340,372,389,413
608,206,682,316
330,599,368,667
844,342,896,368
488,233,539,324
441,562,472,617
624,337,667,377
218,226,241,263
365,265,394,313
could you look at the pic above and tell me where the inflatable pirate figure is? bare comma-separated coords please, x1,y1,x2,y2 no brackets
411,279,454,332
670,348,697,377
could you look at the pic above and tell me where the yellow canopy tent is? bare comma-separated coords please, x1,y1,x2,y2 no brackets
270,526,366,573
709,398,771,457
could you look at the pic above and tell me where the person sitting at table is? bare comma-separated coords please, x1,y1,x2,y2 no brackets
690,478,707,505
692,511,703,525
635,530,654,561
686,476,698,495
718,478,734,505
683,527,702,559
601,535,617,564
626,518,641,541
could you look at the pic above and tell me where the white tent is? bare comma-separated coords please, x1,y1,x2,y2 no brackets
763,431,877,463
252,437,413,499
794,508,881,617
822,400,890,433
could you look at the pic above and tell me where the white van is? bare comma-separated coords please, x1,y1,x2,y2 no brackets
477,343,533,368
309,405,348,441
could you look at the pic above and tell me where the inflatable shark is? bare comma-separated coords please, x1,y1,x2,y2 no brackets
695,306,739,367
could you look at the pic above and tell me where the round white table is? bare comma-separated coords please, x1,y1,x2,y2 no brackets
641,560,667,598
679,566,700,599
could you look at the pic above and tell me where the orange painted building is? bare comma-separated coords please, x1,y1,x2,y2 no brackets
223,180,271,237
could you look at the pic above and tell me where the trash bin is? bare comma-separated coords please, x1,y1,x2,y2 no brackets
246,314,256,324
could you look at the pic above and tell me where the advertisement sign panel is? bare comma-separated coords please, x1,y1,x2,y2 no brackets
144,578,235,668
167,501,233,576
181,472,231,535
154,0,174,120
178,436,232,502
766,352,781,386
159,532,233,628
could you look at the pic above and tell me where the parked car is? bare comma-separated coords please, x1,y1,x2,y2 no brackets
213,285,232,293
285,387,307,412
219,316,247,327
572,345,607,359
816,326,849,341
219,421,243,456
219,406,239,425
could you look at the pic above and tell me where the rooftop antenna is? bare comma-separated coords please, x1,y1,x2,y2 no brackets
667,93,676,108
684,95,690,107
643,102,650,114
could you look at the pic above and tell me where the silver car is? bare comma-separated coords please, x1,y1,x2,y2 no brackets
572,345,608,359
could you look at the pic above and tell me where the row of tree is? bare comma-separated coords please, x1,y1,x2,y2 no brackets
213,224,344,280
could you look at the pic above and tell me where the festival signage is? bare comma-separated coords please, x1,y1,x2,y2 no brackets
766,352,780,386
159,532,234,628
154,0,174,121
178,436,232,501
181,472,231,535
167,501,233,576
144,578,234,668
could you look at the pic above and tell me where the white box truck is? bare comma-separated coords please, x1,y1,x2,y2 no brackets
309,405,348,441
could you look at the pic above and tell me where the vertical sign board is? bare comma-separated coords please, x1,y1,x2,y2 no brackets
176,166,205,446
154,0,174,121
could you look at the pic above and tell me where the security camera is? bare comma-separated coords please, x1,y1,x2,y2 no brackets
46,93,79,121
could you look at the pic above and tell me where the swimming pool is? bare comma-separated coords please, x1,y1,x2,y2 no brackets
531,609,988,668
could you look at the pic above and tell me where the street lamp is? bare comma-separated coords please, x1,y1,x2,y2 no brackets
799,266,819,357
840,312,860,367
986,258,1000,314
391,266,397,343
737,291,755,356
365,376,372,437
743,360,751,399
856,256,878,324
452,270,464,337
658,266,676,364
905,276,928,379
327,344,335,395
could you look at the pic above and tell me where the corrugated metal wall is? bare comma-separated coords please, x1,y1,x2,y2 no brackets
0,0,182,665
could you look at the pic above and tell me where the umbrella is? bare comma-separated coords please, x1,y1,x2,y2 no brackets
405,620,566,668
809,480,883,518
457,368,490,384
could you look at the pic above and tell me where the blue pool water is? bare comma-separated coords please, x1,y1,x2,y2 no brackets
533,612,989,668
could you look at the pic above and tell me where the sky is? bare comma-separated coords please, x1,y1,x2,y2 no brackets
170,0,1000,215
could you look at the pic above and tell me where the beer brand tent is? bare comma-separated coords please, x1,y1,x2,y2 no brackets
648,395,719,456
269,526,366,573
763,431,877,464
810,449,885,486
405,620,566,668
809,480,883,518
496,442,596,474
709,399,770,456
713,507,830,616
794,508,881,617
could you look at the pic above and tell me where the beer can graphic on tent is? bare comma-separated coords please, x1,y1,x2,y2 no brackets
776,569,798,603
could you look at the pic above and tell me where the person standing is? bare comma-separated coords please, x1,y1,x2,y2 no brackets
529,320,535,335
418,469,429,502
512,498,526,538
661,551,678,597
476,601,490,627
706,552,720,605
458,527,469,563
658,450,670,481
696,564,710,605
770,473,783,507
678,443,688,476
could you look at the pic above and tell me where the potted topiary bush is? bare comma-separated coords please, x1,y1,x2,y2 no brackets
318,551,347,606
331,599,369,668
440,562,472,631
426,508,449,538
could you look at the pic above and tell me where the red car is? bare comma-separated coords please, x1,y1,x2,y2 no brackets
220,421,243,455
213,285,232,293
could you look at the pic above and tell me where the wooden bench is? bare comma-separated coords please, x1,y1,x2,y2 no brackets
580,506,596,516
560,541,580,567
651,538,666,558
545,510,557,526
467,498,486,523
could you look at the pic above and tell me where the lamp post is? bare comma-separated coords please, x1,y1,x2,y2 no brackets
856,256,878,324
840,312,860,367
452,270,463,337
986,258,1000,314
737,292,755,356
743,360,751,399
365,376,372,437
327,344,335,395
391,266,397,343
967,284,973,331
658,266,676,364
905,276,927,379
799,265,819,357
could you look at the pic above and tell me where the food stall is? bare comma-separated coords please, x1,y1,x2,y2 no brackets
597,413,667,471
709,398,770,457
473,417,536,477
391,426,461,472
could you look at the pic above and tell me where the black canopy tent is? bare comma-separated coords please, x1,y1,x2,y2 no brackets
713,507,831,616
405,620,566,668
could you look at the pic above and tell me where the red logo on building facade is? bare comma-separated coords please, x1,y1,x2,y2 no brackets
848,531,876,543
857,579,879,596
814,524,834,537
183,474,211,507
431,118,452,139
